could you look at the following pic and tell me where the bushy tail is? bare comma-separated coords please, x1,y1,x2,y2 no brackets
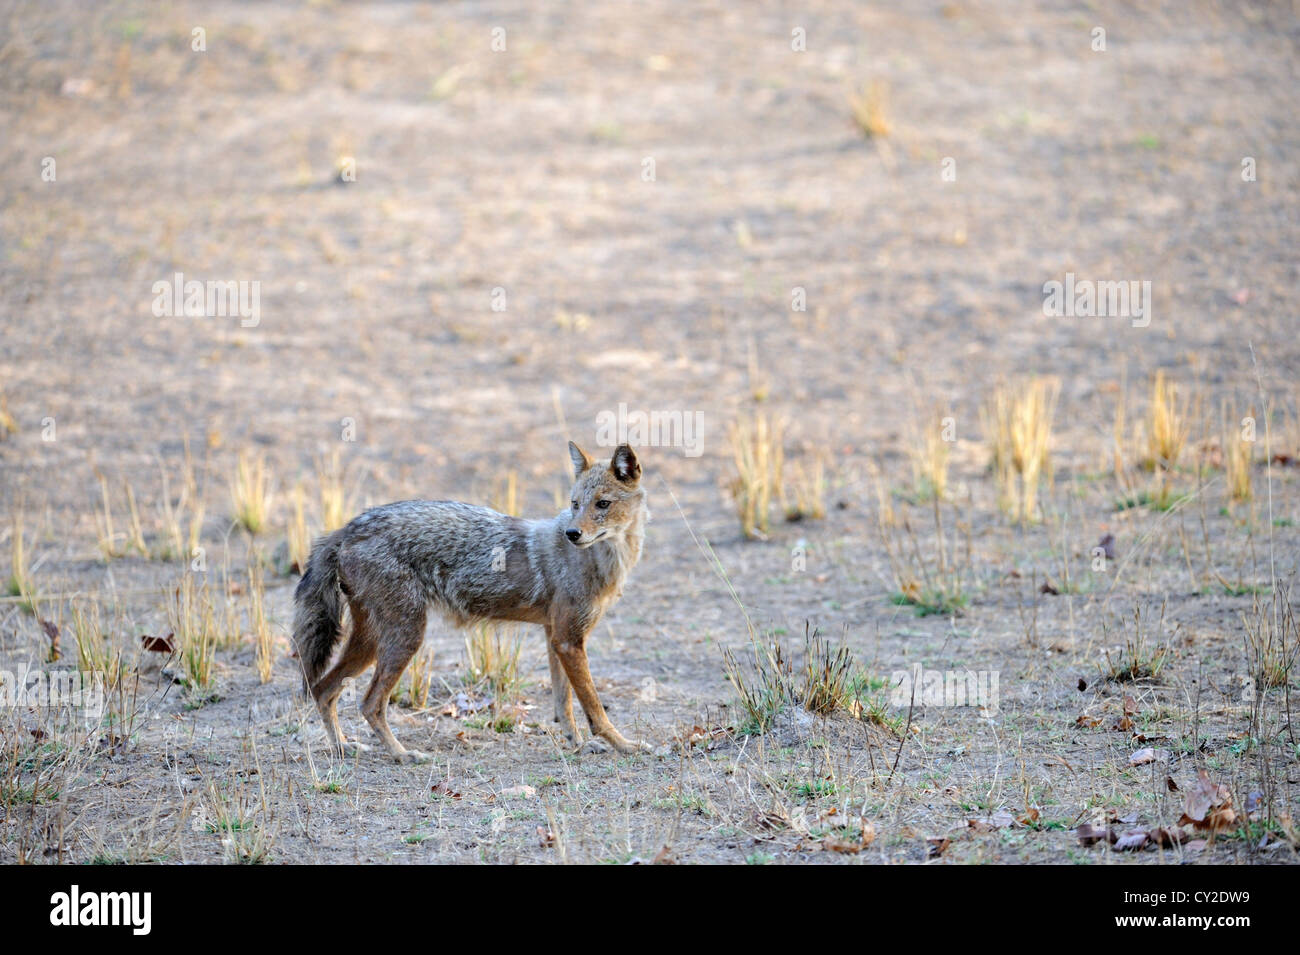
292,532,344,696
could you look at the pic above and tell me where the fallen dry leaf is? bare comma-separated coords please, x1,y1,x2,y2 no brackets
1077,823,1117,846
1129,747,1169,766
968,810,1015,832
926,835,950,858
140,632,177,654
1114,829,1149,851
1177,770,1236,831
823,819,876,854
430,781,463,800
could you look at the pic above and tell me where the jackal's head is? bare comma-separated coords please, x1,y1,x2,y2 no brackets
565,441,645,547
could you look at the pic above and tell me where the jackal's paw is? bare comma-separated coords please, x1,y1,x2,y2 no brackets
579,738,611,755
613,738,653,756
393,749,432,765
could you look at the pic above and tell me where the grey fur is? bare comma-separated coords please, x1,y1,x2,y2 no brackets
292,443,650,761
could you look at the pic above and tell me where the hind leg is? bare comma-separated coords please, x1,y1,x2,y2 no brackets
310,598,377,756
358,598,429,763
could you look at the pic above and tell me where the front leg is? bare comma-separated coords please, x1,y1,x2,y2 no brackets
550,609,649,755
545,625,580,746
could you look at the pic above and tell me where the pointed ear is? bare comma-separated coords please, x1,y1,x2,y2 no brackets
568,441,593,479
610,444,640,484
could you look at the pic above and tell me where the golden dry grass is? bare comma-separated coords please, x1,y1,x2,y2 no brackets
909,410,950,500
983,378,1058,522
729,411,784,539
850,80,892,139
231,451,272,535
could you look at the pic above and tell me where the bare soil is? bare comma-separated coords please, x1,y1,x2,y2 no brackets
0,0,1297,864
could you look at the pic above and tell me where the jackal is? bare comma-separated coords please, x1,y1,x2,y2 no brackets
292,442,650,762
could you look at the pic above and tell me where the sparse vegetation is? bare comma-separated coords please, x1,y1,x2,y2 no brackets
908,410,950,501
231,451,272,535
729,411,784,539
984,378,1058,523
1104,603,1175,683
849,80,891,139
168,575,217,694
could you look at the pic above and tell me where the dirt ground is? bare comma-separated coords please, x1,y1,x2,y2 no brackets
1,0,1298,864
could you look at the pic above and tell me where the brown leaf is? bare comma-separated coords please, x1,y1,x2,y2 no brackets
1165,776,1179,792
1114,829,1149,851
651,845,674,865
1176,770,1236,831
1129,747,1157,765
1113,715,1135,731
536,826,556,848
1077,823,1116,846
140,632,177,654
926,835,950,858
1018,807,1041,826
1075,714,1102,728
968,810,1015,832
1151,826,1189,848
430,781,462,800
1039,581,1060,595
823,819,876,854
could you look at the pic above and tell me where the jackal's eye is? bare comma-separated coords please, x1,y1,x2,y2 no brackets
595,499,611,509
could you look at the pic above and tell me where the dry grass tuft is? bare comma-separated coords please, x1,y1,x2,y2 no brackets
464,623,522,702
723,623,888,736
728,411,784,539
249,565,274,685
1104,602,1175,683
316,450,350,532
849,80,891,138
1224,407,1254,503
1145,370,1190,473
783,452,827,522
490,469,520,518
1242,582,1298,690
909,410,951,500
0,392,16,438
984,377,1058,522
231,451,272,535
7,511,33,604
168,575,217,694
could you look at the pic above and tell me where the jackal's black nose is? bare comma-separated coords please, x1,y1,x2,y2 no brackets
565,528,581,542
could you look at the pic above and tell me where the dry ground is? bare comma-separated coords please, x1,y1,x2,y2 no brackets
0,0,1298,864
